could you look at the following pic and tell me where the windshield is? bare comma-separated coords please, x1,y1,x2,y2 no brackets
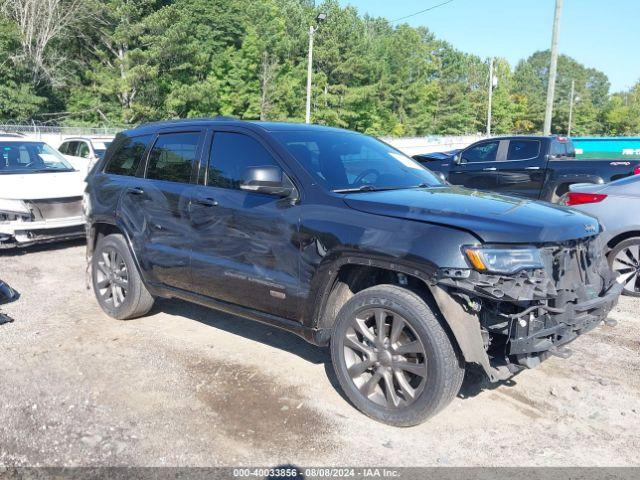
272,130,442,192
0,141,75,174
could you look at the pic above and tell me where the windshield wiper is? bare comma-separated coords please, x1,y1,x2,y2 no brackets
333,185,414,193
332,183,433,193
24,168,74,173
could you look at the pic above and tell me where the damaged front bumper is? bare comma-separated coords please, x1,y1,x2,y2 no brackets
433,235,622,380
507,281,622,361
0,216,85,249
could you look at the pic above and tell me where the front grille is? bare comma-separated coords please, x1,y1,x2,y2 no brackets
27,197,83,221
544,236,611,305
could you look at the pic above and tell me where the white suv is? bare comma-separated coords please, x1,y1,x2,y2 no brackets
57,136,114,171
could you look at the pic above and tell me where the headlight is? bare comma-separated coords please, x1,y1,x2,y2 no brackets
0,199,30,215
463,246,543,274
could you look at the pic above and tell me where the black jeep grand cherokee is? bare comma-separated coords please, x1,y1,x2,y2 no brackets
85,118,622,426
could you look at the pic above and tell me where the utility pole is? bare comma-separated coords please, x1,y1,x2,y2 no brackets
487,57,494,136
567,79,575,136
543,0,563,135
305,25,315,124
305,13,327,124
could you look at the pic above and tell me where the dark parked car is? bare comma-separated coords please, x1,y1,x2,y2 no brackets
413,136,640,202
85,119,622,426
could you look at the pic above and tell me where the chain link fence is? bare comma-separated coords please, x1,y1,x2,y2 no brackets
0,122,123,137
1,121,483,154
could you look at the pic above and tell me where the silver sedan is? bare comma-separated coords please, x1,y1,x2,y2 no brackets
562,174,640,297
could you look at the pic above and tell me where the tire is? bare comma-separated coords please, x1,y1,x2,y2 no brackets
92,233,155,319
608,237,640,297
330,284,464,427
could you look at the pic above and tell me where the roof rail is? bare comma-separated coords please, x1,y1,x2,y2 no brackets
138,116,240,128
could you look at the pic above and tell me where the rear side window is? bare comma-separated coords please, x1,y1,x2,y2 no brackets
461,141,499,163
507,140,540,160
104,134,153,176
207,132,279,189
146,132,201,183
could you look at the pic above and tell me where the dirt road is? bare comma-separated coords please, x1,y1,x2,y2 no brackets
1,242,638,467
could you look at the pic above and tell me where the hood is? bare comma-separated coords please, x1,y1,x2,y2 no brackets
0,170,85,200
343,186,601,244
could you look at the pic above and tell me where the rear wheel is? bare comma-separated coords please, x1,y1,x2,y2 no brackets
609,237,640,297
330,284,464,426
92,233,155,319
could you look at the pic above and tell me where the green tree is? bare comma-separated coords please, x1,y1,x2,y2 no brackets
0,17,45,120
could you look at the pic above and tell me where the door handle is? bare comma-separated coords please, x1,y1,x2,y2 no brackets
482,167,497,172
525,166,541,170
126,187,144,195
193,197,218,207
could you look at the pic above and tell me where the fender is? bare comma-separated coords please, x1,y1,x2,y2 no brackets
306,252,439,332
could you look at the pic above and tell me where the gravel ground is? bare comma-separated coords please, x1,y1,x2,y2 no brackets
0,241,639,467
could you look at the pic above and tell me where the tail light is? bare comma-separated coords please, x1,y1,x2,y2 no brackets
565,192,608,206
634,166,640,175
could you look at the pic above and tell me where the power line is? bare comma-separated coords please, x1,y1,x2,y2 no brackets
389,0,455,23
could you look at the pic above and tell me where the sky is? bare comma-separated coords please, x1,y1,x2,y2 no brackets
338,0,639,93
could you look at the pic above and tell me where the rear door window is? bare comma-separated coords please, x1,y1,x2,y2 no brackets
506,140,540,161
461,141,499,163
104,134,154,176
146,132,201,183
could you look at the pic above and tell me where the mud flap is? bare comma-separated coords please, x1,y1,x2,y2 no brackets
430,284,511,382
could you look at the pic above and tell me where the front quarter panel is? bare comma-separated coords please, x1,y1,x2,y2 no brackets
298,200,480,326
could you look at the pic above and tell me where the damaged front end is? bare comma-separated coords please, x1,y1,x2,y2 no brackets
0,197,85,249
434,235,622,380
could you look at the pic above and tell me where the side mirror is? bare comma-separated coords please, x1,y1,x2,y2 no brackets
240,166,294,197
453,154,462,165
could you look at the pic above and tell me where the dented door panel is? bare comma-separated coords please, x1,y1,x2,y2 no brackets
188,185,301,320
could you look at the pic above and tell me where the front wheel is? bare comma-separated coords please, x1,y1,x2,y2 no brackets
330,285,464,426
609,237,640,297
